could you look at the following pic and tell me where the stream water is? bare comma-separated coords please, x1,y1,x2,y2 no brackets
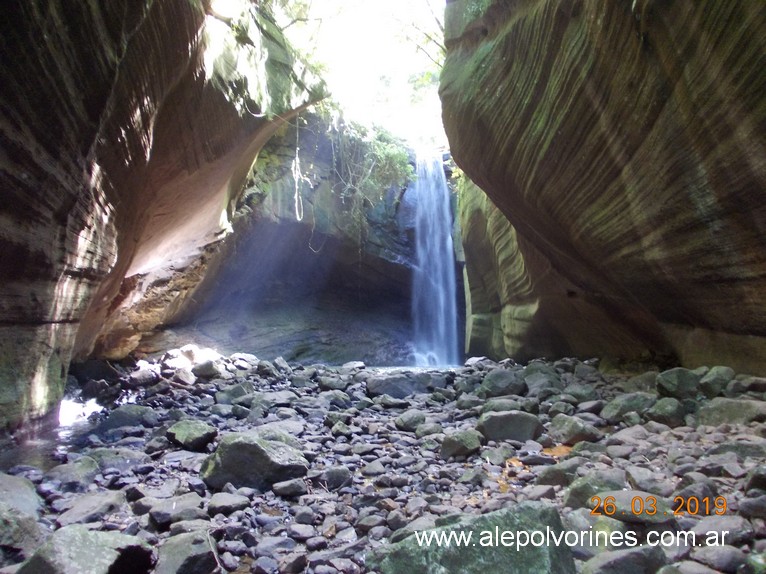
412,153,460,366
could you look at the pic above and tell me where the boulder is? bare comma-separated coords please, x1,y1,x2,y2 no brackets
476,411,543,442
0,501,48,566
600,393,657,424
56,490,126,527
85,447,151,473
645,397,686,427
440,429,484,459
549,414,602,445
699,366,735,398
366,372,433,398
367,502,575,573
17,525,155,574
394,409,426,432
0,473,41,517
200,430,308,490
166,420,218,452
478,368,526,398
43,456,99,493
697,398,766,426
581,545,667,574
95,405,159,432
154,530,217,574
656,368,702,400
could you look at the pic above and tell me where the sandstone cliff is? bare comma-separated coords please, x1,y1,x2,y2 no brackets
443,0,766,372
0,0,323,428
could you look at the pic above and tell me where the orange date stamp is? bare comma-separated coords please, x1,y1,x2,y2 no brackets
590,495,728,517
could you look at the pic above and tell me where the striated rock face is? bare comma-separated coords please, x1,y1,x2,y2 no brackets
0,0,323,427
442,0,766,372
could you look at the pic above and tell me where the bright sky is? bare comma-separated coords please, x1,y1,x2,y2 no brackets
287,0,448,147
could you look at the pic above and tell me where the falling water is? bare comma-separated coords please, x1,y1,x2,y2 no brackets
412,153,460,366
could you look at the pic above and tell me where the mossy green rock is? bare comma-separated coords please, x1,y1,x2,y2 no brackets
367,502,575,574
17,525,155,574
200,430,308,491
698,398,766,426
600,392,657,424
166,420,218,452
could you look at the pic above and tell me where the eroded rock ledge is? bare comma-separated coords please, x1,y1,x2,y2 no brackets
0,0,323,428
442,0,766,371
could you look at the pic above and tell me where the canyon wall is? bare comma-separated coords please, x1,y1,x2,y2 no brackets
443,0,766,372
0,0,323,428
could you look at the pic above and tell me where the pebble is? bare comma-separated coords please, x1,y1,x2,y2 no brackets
0,353,763,573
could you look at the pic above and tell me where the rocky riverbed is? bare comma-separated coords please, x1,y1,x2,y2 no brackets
1,348,765,573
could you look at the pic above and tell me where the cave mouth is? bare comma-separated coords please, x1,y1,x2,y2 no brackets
143,218,419,367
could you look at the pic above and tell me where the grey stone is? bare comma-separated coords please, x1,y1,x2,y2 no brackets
481,398,522,413
85,447,151,472
95,404,159,431
318,376,348,391
201,430,308,490
395,409,426,432
699,366,735,398
564,469,627,509
415,422,443,437
43,456,99,493
215,381,255,405
166,420,217,452
536,457,588,487
440,429,484,459
562,508,632,559
0,473,41,516
549,414,602,445
316,466,352,491
600,393,657,423
207,492,249,516
581,545,667,574
697,398,766,426
645,397,686,427
368,502,575,574
56,490,126,526
0,501,47,564
147,492,206,529
191,360,224,379
272,478,308,497
746,465,766,492
17,525,155,574
478,368,526,398
591,490,673,525
481,444,517,465
366,372,432,398
691,545,748,573
154,530,216,574
690,515,754,546
476,411,543,442
657,368,703,400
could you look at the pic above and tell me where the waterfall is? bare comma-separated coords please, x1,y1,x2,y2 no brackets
412,153,460,366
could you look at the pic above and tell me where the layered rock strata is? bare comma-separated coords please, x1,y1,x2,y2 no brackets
0,0,323,427
442,0,766,371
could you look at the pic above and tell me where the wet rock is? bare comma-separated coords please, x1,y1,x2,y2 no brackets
166,420,218,452
368,502,575,573
476,411,543,442
0,473,42,517
57,490,126,527
154,530,217,574
17,525,155,574
549,414,601,445
440,429,484,459
697,398,766,426
200,430,308,490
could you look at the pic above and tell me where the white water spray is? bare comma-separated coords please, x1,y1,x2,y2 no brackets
412,154,459,366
